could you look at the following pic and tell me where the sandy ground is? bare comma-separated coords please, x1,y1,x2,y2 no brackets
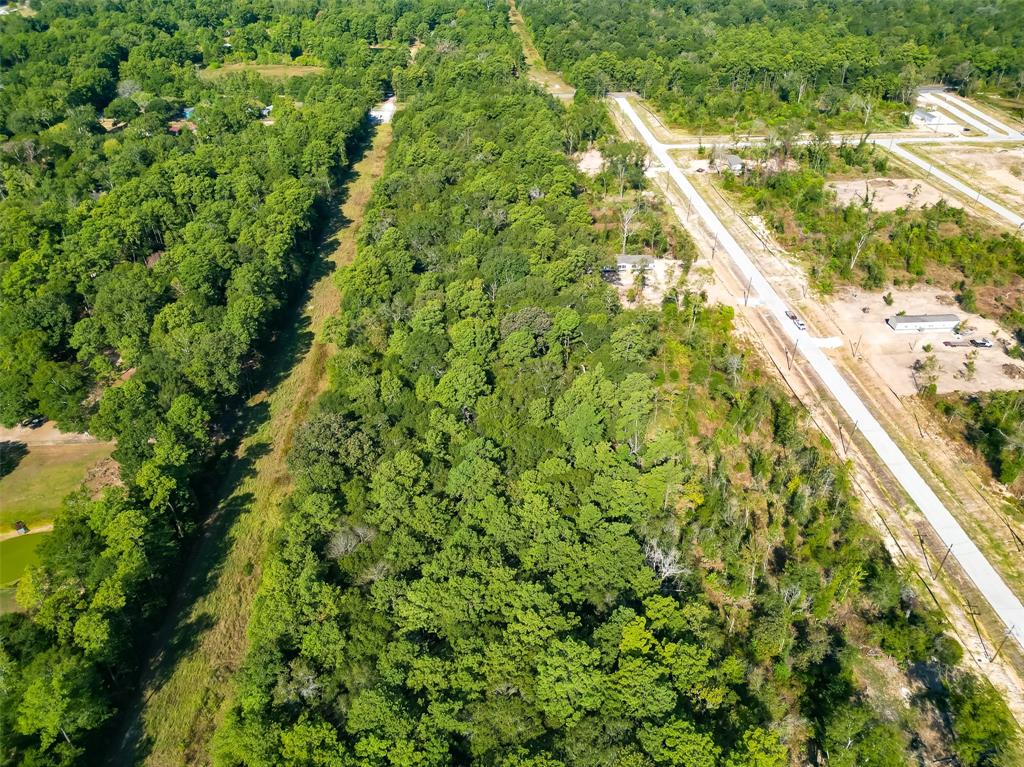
576,148,604,176
611,257,686,306
827,177,962,212
0,421,99,446
909,143,1024,211
826,286,1019,396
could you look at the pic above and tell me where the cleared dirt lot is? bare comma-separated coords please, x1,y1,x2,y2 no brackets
826,285,1020,396
826,177,962,212
576,148,604,176
908,143,1024,212
611,257,686,306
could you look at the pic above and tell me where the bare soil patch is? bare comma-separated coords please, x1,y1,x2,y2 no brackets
827,177,961,212
912,143,1024,211
576,148,604,176
827,284,1019,395
612,257,686,306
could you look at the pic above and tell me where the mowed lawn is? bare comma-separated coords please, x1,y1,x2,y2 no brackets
0,442,112,530
0,532,49,588
198,62,324,81
0,532,50,613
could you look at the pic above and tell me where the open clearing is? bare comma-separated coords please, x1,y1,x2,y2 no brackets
826,177,962,212
0,441,113,530
110,122,394,767
907,143,1024,212
198,62,324,81
0,532,47,587
826,285,1020,396
576,147,604,175
611,257,686,306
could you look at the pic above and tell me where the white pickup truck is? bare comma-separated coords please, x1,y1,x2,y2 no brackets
784,309,807,331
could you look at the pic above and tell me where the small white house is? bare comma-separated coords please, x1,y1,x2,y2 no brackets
886,314,960,332
911,108,944,127
616,254,653,273
721,154,745,173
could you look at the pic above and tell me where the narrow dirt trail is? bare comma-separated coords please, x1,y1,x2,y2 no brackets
508,0,575,100
0,524,53,543
108,123,393,767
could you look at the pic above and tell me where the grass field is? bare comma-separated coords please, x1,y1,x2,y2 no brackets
0,531,48,587
0,532,50,614
198,62,324,81
110,123,394,767
0,442,112,531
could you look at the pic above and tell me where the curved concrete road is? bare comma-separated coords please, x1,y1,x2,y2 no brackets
615,95,1024,650
921,93,1002,137
879,140,1023,228
925,92,1022,138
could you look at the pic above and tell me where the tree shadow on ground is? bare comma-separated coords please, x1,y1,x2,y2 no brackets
0,441,28,481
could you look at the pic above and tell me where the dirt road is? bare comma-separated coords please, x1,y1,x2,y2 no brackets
0,421,99,446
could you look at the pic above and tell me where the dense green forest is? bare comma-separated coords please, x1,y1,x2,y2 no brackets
937,391,1024,484
518,0,1024,131
0,0,446,763
212,6,1018,767
1,1,1022,766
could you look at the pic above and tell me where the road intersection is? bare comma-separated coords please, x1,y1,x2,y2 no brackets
614,94,1024,652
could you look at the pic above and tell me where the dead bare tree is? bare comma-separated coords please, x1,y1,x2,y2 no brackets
620,202,641,257
643,539,687,582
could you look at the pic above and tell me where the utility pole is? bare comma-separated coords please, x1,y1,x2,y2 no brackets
964,599,989,657
917,527,933,578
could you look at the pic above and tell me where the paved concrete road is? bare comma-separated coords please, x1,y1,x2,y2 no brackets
879,140,1023,229
927,92,1022,138
922,92,1002,137
615,94,1024,651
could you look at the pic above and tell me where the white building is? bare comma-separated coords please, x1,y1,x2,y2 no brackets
886,314,960,332
615,254,653,273
721,154,745,173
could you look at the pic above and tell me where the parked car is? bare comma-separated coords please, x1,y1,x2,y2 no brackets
970,338,993,348
785,310,807,331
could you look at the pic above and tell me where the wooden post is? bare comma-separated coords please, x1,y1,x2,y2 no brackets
964,599,989,657
912,408,924,438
